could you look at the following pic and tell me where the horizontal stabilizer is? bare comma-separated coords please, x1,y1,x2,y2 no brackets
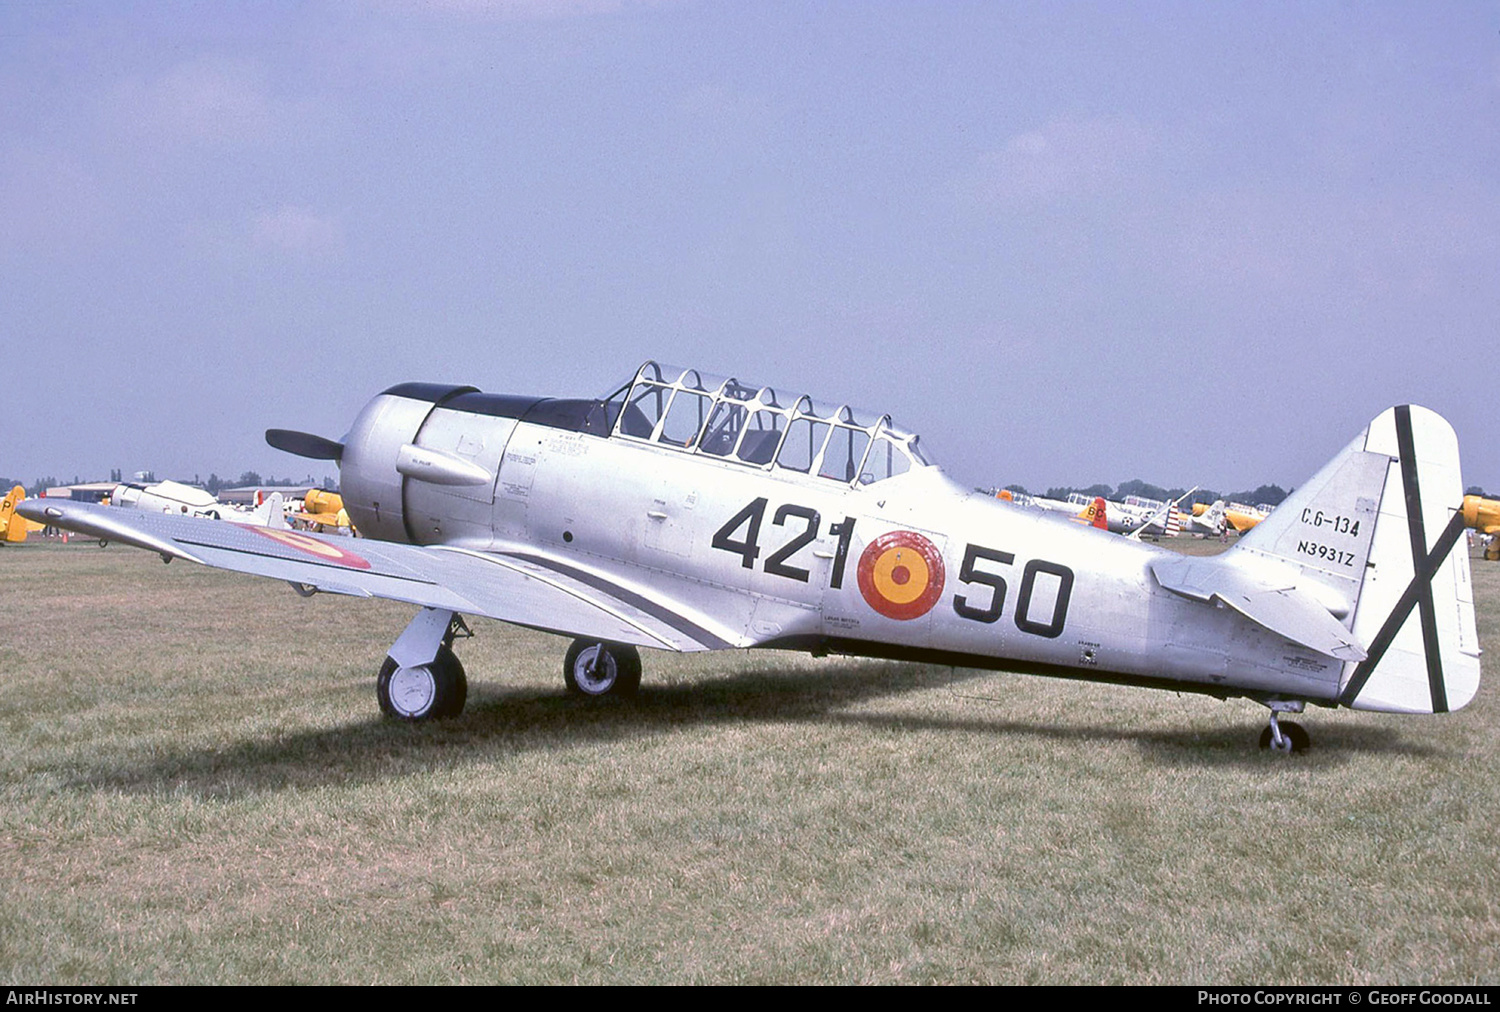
1151,556,1367,661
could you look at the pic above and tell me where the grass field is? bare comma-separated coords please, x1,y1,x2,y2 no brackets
1,537,1496,984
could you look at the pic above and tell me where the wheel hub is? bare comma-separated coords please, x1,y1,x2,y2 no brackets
574,646,617,694
388,664,437,717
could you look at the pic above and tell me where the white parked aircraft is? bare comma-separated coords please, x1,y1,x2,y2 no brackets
110,478,287,528
110,478,225,517
1185,499,1231,537
22,363,1480,752
998,489,1107,529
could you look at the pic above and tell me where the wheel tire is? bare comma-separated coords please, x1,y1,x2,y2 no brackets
377,645,467,721
563,640,642,698
1281,721,1310,752
1259,721,1310,753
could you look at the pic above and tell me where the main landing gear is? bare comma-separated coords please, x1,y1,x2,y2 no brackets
378,645,467,721
374,611,647,721
564,639,642,698
1258,701,1310,754
377,608,471,721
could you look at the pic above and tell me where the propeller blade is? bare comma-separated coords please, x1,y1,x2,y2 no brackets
266,429,344,461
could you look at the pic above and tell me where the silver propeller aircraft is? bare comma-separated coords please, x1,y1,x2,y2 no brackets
22,362,1480,752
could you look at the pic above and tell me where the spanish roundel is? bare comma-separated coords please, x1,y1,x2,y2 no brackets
251,526,372,570
857,530,946,621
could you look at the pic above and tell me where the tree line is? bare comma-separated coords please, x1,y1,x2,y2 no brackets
6,471,337,498
1003,479,1290,508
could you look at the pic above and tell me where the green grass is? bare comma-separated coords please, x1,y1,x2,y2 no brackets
1,538,1496,984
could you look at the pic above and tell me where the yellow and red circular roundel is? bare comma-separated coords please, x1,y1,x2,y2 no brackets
857,530,945,621
251,526,372,570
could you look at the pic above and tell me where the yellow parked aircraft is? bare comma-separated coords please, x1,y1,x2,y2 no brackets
1,485,44,544
1193,500,1271,533
1462,495,1500,561
290,489,353,533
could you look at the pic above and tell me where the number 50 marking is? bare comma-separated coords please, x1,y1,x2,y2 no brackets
952,543,1074,639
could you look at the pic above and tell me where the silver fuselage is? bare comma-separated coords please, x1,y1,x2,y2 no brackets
336,388,1341,704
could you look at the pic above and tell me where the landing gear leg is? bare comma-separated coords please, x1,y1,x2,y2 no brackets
1258,701,1310,754
377,608,472,721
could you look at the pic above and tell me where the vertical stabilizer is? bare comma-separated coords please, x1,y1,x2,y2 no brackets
1088,496,1108,530
1198,499,1228,536
2,485,32,543
1233,406,1479,713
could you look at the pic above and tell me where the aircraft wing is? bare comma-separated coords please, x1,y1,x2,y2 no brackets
19,500,741,653
1151,556,1367,661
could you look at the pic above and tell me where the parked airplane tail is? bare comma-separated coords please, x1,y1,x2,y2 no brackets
1230,405,1480,713
1,485,40,543
1197,499,1229,535
1087,496,1108,530
242,492,288,529
1163,507,1180,538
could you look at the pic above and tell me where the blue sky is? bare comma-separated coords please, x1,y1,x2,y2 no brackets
4,1,1497,494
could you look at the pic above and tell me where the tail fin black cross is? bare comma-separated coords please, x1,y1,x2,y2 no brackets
1339,405,1467,711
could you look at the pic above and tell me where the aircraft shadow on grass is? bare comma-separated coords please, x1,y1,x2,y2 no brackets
65,660,1429,800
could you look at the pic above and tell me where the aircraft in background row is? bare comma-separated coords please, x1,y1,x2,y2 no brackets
23,362,1480,753
1195,499,1273,534
110,478,233,519
1006,488,1193,539
996,489,1108,530
1113,489,1198,539
289,489,353,534
1462,494,1500,561
110,479,288,529
1,486,43,543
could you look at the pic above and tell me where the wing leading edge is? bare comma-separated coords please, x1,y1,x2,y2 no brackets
18,500,739,653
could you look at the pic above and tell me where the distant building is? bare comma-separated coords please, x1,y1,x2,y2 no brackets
44,482,116,503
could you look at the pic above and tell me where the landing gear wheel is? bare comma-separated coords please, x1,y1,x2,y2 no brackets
563,640,641,698
377,645,467,721
1259,720,1310,753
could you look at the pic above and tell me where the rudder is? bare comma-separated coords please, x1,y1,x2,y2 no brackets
1,485,29,543
1234,406,1479,713
1340,405,1479,712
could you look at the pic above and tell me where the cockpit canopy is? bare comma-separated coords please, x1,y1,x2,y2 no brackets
602,362,931,486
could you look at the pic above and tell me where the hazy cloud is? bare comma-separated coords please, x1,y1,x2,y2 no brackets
364,0,646,20
112,56,275,148
251,205,346,263
971,116,1157,209
0,142,112,263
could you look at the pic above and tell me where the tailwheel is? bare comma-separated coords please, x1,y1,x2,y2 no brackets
1259,715,1310,754
563,639,641,698
377,644,467,721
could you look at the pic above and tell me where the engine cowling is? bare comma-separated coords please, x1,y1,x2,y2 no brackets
290,382,614,547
